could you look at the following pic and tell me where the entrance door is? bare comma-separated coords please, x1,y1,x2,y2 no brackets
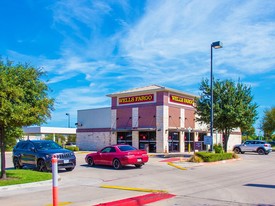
184,132,194,152
168,132,180,152
139,131,156,153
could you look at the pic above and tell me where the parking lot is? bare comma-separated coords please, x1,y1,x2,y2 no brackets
1,152,275,206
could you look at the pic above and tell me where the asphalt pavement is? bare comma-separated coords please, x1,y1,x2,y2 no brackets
1,151,275,206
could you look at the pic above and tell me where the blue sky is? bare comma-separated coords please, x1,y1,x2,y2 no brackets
1,0,275,133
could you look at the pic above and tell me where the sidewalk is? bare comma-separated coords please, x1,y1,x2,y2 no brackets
149,151,240,170
148,151,193,158
0,179,52,191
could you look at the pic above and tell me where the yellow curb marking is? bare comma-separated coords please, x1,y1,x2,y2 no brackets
45,201,72,206
75,151,90,154
167,162,187,170
100,185,168,193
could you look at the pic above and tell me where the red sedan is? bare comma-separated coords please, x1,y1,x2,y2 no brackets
85,144,149,169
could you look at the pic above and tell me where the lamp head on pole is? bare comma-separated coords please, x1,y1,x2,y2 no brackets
211,41,223,49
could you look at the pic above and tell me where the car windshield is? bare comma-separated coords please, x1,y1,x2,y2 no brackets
118,145,137,151
33,141,62,150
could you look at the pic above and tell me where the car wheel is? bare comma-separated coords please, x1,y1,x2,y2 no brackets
87,157,95,166
37,159,48,172
13,157,22,169
257,148,265,155
112,159,122,170
65,167,74,171
233,147,241,154
135,164,142,168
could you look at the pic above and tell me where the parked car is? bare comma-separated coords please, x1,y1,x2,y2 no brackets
65,142,77,147
233,140,272,155
13,140,76,172
85,144,149,169
268,141,275,147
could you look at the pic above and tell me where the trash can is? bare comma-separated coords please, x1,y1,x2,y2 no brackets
144,144,149,153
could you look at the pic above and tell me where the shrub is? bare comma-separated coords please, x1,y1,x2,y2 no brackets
213,144,224,153
232,152,239,159
66,146,80,151
195,151,233,162
188,155,203,163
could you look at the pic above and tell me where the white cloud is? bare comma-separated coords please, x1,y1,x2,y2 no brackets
55,87,109,110
52,0,112,31
7,0,275,127
120,0,275,83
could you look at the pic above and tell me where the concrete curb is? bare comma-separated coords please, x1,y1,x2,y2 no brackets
0,180,52,191
199,157,241,165
94,193,176,206
169,157,241,169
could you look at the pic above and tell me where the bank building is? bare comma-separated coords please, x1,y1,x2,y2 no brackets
76,85,241,153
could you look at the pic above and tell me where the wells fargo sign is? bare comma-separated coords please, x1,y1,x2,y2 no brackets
119,94,154,105
170,94,194,106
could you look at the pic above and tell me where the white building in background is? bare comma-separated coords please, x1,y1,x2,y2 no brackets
22,126,76,142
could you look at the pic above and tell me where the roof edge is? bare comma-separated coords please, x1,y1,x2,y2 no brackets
106,84,198,98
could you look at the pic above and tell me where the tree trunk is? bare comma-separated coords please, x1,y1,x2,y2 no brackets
0,125,6,179
223,129,230,153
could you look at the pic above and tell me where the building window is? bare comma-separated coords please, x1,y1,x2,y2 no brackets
117,132,132,145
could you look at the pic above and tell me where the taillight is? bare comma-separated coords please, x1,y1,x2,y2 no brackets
264,144,269,147
125,155,135,158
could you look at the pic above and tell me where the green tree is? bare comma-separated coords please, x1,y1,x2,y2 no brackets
0,59,54,178
195,79,258,152
241,124,255,142
4,126,24,151
67,134,76,143
45,134,66,144
260,107,275,139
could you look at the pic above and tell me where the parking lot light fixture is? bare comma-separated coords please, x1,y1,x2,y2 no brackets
210,41,223,151
66,113,70,128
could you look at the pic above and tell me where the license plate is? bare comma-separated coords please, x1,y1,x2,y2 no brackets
137,158,142,162
64,160,69,164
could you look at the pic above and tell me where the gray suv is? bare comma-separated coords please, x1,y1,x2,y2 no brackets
233,140,272,155
13,140,76,172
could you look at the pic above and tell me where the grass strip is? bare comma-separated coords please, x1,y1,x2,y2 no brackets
0,169,52,186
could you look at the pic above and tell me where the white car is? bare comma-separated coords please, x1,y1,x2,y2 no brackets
65,142,76,147
233,140,272,155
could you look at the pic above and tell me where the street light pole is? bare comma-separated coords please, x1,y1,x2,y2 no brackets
210,41,223,151
65,113,70,128
188,127,192,153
